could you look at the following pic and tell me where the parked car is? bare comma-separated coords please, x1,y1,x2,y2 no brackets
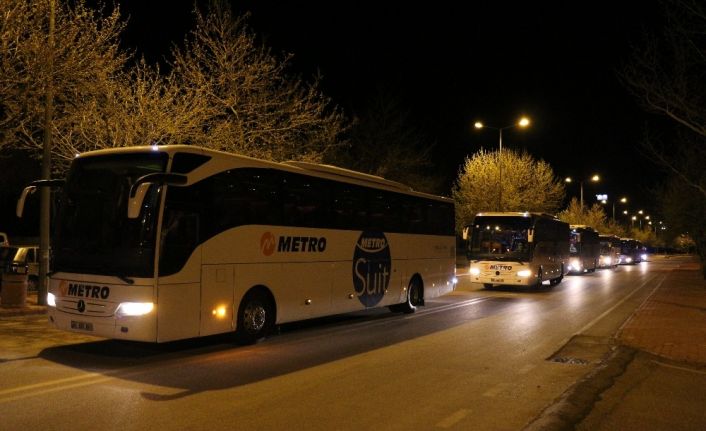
6,245,40,291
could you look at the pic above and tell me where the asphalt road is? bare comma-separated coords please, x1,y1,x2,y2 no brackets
0,260,668,430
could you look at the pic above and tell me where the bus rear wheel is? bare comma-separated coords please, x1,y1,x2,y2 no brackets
235,290,274,345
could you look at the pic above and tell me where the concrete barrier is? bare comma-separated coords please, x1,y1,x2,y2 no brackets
1,273,28,307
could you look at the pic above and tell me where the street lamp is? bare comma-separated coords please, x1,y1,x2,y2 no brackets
609,196,628,221
564,174,600,209
474,116,531,211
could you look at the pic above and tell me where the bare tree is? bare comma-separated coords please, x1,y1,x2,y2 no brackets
170,1,348,162
452,149,565,232
329,91,443,193
621,0,706,197
0,0,127,171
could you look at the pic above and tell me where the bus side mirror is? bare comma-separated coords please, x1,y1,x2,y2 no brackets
16,185,37,218
127,173,188,219
462,226,469,241
528,229,534,243
16,179,65,218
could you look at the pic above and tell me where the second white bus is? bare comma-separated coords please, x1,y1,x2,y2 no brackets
466,212,569,288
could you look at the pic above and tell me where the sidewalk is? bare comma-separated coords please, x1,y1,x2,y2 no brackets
618,259,706,364
527,256,706,431
0,291,47,318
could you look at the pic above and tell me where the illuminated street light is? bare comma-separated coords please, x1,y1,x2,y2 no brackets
474,116,531,211
565,174,600,209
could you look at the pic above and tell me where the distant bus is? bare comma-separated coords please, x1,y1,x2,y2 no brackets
619,238,646,264
598,234,620,268
18,145,456,343
567,225,600,273
466,212,569,288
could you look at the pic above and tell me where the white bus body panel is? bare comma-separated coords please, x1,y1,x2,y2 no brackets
47,227,454,342
47,274,158,342
469,259,563,286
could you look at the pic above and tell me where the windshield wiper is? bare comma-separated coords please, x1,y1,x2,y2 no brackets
115,274,135,285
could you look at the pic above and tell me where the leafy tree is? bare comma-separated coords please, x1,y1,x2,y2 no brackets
169,1,348,162
452,148,565,232
557,198,627,236
328,91,443,193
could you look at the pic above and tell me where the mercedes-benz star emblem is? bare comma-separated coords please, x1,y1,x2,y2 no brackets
77,300,86,313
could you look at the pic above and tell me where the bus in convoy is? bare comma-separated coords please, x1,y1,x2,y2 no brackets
16,145,456,343
567,225,600,273
619,238,647,264
466,212,569,289
598,234,621,268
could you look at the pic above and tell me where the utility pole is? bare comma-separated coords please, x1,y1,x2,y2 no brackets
38,0,55,306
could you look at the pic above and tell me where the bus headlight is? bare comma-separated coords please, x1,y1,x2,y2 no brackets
116,302,154,317
47,292,56,307
603,257,612,265
640,254,647,261
516,269,532,277
569,258,581,270
469,267,480,276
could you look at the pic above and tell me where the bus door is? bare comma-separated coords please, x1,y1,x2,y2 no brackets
157,191,203,342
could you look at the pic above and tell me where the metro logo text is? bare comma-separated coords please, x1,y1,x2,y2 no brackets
278,236,327,252
67,283,110,299
488,264,512,271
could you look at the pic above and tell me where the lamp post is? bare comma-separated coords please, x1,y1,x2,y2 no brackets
474,116,530,211
564,174,600,209
606,196,627,221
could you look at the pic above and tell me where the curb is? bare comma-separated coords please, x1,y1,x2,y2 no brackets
523,345,637,431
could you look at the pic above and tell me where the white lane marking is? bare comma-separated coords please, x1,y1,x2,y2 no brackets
436,408,471,428
518,364,536,374
482,382,512,397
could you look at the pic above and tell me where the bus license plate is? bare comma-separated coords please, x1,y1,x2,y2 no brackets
71,320,93,331
491,278,504,282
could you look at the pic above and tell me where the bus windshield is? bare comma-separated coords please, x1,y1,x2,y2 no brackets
52,152,167,278
468,216,532,262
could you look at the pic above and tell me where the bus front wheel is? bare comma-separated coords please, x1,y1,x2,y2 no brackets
235,290,275,345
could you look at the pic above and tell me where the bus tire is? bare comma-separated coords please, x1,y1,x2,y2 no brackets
535,268,544,288
235,289,275,345
391,277,423,314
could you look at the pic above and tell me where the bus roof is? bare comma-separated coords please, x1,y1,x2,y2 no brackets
474,212,560,220
73,145,452,203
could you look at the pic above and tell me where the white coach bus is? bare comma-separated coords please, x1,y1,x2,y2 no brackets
466,212,569,288
18,145,456,343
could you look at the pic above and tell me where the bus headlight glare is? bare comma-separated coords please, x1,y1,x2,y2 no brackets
116,302,154,317
517,270,532,277
469,267,480,276
47,292,56,307
604,257,612,265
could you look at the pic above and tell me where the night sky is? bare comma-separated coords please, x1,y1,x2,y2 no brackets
123,1,665,216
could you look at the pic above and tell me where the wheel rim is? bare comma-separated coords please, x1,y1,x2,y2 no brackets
243,302,267,333
410,283,420,305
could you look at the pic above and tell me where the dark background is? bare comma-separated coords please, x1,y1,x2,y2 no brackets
1,1,668,238
119,1,666,205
